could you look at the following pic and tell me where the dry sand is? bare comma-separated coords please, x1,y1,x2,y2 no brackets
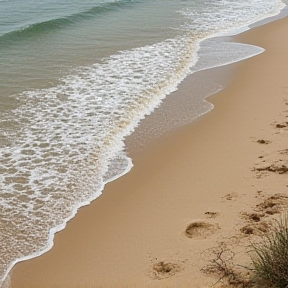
9,15,288,288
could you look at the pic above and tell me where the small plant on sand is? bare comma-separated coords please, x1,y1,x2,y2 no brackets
201,243,253,287
251,214,288,287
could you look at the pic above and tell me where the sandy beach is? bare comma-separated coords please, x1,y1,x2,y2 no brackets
8,15,288,288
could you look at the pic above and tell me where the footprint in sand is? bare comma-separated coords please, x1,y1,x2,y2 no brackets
222,192,238,201
256,193,288,214
185,221,219,239
152,261,181,279
240,193,288,236
244,212,265,222
240,222,269,236
240,212,269,236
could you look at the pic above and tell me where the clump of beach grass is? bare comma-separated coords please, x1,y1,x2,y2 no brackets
251,213,288,288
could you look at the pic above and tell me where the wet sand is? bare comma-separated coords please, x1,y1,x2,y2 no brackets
9,16,288,288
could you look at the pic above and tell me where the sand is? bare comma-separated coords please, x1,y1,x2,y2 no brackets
8,15,288,288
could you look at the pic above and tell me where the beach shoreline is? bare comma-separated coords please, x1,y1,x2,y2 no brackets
9,15,288,288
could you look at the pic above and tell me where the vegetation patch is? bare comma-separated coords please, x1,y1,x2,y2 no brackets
251,214,288,288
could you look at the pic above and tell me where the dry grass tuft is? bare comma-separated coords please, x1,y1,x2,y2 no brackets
251,214,288,288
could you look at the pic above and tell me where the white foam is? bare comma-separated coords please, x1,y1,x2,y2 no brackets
179,0,285,37
0,35,199,286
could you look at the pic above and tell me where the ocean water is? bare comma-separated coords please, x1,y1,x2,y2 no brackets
0,0,286,285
